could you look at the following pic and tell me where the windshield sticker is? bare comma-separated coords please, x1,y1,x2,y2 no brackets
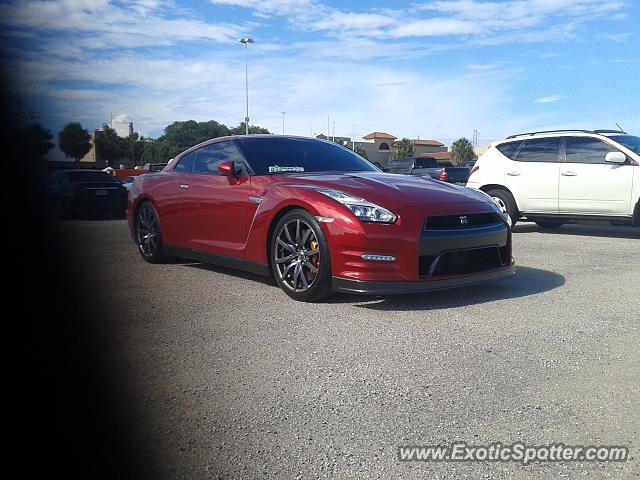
268,165,305,173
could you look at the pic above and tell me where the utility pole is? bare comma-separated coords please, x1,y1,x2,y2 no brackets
352,122,355,150
238,38,254,135
281,111,286,134
327,115,330,140
332,121,335,141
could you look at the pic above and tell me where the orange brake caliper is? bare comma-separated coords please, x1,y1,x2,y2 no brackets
309,240,319,269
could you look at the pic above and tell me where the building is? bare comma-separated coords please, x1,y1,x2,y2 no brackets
358,132,397,166
410,139,451,166
317,131,451,167
78,130,108,169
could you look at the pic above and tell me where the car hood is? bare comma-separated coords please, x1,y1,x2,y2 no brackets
270,172,496,210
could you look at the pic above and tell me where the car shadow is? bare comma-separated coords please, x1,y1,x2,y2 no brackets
513,222,640,239
181,262,564,311
326,266,565,311
180,262,276,287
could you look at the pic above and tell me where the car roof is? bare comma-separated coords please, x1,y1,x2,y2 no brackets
57,169,110,173
172,134,354,163
493,130,630,147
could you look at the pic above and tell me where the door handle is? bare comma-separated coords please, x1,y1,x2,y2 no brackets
561,171,577,176
179,184,189,189
506,171,520,176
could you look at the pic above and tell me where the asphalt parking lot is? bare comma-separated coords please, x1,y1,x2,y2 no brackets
59,220,639,479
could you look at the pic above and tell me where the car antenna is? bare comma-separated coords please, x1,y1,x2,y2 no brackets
615,122,626,133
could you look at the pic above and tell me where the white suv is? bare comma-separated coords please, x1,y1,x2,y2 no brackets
467,129,640,227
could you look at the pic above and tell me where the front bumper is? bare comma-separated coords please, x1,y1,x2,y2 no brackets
332,263,515,295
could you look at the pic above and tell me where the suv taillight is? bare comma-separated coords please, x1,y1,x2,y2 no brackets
439,170,448,181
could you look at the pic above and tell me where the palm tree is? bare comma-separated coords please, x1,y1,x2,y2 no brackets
59,122,92,168
450,137,476,165
20,123,54,161
390,138,414,160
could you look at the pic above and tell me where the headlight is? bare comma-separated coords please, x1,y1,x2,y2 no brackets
316,188,397,223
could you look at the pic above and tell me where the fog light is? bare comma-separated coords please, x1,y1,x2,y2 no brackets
361,254,396,262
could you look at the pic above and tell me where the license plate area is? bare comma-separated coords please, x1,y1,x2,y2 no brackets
95,189,108,196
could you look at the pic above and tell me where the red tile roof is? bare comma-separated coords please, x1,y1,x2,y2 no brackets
363,132,396,140
411,139,444,147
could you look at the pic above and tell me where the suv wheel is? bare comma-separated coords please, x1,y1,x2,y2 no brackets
486,189,519,226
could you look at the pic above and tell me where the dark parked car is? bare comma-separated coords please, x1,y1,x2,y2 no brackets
384,156,470,184
47,169,128,218
458,160,476,170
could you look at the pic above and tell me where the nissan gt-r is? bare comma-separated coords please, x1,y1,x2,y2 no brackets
127,136,515,301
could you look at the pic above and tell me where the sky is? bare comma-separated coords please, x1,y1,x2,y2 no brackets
1,0,639,160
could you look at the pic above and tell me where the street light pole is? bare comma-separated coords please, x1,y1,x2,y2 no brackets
281,111,286,134
238,38,254,135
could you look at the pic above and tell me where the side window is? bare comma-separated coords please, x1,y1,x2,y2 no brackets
174,151,195,173
414,158,425,169
496,141,522,160
565,137,618,164
192,141,247,175
515,138,560,163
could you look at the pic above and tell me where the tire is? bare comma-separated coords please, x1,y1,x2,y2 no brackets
486,188,519,226
271,209,332,302
135,201,166,263
534,220,564,229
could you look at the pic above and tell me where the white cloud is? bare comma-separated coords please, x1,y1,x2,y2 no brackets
311,11,397,33
534,95,567,103
2,0,635,146
210,0,317,18
389,18,479,37
0,0,243,49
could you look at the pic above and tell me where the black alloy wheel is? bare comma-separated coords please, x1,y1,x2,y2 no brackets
272,209,332,301
136,202,165,263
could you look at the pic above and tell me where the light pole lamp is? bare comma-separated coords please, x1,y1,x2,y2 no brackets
238,37,254,135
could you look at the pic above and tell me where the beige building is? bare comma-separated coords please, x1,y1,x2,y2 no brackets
317,131,452,167
357,132,397,166
79,130,109,169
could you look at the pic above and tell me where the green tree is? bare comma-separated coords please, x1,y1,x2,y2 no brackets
450,137,476,165
19,123,54,165
58,122,91,168
390,138,414,160
144,120,272,164
355,146,368,159
95,123,125,167
229,122,270,136
126,131,147,167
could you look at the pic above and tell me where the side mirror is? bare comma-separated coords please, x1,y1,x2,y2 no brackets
605,152,626,164
218,160,236,178
382,167,389,172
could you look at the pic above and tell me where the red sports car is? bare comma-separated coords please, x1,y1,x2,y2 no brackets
128,136,515,301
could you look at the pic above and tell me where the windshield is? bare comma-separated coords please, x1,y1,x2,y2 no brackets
235,137,378,175
609,135,640,155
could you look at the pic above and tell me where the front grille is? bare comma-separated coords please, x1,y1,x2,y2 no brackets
424,213,501,230
419,246,506,276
